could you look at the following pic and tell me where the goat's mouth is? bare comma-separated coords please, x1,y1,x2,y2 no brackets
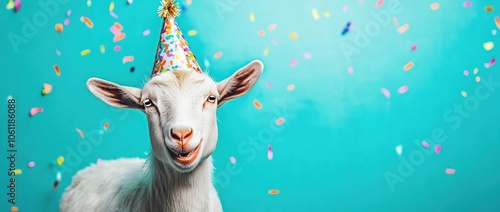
166,142,201,165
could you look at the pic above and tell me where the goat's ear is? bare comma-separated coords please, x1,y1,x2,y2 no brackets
86,77,143,110
217,60,263,107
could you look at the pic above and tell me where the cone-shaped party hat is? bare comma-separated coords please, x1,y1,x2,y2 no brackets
151,0,202,77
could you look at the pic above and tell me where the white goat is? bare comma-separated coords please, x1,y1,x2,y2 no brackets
59,60,263,212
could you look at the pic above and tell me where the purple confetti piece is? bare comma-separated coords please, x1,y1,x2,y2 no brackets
114,45,121,51
422,140,430,149
347,66,354,74
267,144,273,160
64,18,70,26
56,49,61,56
290,59,298,67
381,88,391,99
304,52,312,59
398,85,409,94
411,44,417,51
28,161,35,168
14,0,21,12
463,70,469,77
66,10,72,17
229,156,236,165
272,38,279,45
110,11,119,19
143,29,151,36
435,144,441,154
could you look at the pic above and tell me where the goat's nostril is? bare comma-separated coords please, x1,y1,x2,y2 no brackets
170,127,193,141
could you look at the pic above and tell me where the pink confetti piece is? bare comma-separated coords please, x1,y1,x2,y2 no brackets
342,5,348,12
110,25,121,35
76,128,85,139
268,24,277,31
411,44,417,51
143,29,151,36
42,83,52,95
267,144,273,160
114,45,121,52
485,58,496,68
463,1,471,7
445,168,455,174
272,39,279,45
56,49,61,56
398,85,409,94
381,88,391,99
266,82,272,88
27,161,35,168
229,156,236,165
290,59,298,67
375,0,384,8
14,0,20,12
347,66,354,74
110,11,118,19
463,70,469,77
29,107,43,117
66,10,71,17
304,52,312,59
122,56,134,64
97,158,103,163
257,30,266,36
64,18,70,26
421,141,430,148
434,144,441,154
287,84,295,91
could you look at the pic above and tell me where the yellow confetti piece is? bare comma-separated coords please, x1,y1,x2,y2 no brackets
323,11,330,18
485,5,493,12
10,206,19,212
100,45,105,53
483,41,494,51
42,83,52,95
81,49,91,56
403,61,414,71
14,169,22,175
263,47,269,56
473,67,479,75
430,3,439,10
461,91,467,97
188,30,197,36
249,12,255,22
214,51,223,59
312,8,320,20
57,156,65,165
268,189,279,195
109,2,114,11
289,32,298,40
6,0,14,10
253,99,263,109
476,76,481,83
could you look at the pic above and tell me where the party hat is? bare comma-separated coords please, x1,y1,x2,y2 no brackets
151,0,202,77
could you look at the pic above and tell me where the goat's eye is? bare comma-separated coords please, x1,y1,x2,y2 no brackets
143,98,153,107
207,95,217,103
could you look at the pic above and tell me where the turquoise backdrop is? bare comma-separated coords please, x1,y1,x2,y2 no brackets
1,0,500,211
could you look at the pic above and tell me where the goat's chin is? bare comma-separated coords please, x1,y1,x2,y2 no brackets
163,141,203,173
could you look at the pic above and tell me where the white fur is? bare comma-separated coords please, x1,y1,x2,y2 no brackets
60,60,263,212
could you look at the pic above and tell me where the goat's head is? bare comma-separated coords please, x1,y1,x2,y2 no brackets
86,60,263,172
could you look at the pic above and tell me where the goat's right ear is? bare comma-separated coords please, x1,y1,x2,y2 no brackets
86,77,143,110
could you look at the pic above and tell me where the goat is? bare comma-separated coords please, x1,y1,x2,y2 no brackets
59,60,263,212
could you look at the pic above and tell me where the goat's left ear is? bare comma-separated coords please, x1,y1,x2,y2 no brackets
217,60,263,107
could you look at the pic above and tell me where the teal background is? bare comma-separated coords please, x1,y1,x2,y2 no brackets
1,0,500,211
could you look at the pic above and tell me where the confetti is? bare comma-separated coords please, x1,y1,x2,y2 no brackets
495,17,500,29
434,144,441,154
287,84,295,91
42,83,52,95
187,30,197,36
266,82,272,88
14,169,22,175
54,65,61,76
463,70,469,77
55,23,63,33
229,156,236,165
110,25,121,35
398,85,409,94
6,0,14,10
10,206,18,212
14,0,20,12
421,141,430,149
57,156,65,165
214,51,223,59
100,45,105,53
143,29,151,36
381,88,391,99
275,117,285,126
53,172,61,191
66,10,71,17
272,39,279,45
87,0,91,7
103,123,109,130
122,56,134,64
127,0,133,4
186,0,192,6
342,5,348,12
473,68,478,75
404,61,414,71
263,47,269,56
485,58,496,68
76,128,85,139
267,144,273,160
109,1,114,11
113,33,126,42
347,66,354,74
445,168,456,175
493,30,497,35
253,99,263,109
324,12,330,18
114,22,123,31
483,41,494,51
430,3,439,10
81,49,91,56
114,45,121,51
80,16,94,29
304,52,312,59
130,67,135,72
56,49,61,56
64,18,70,26
485,5,493,12
475,76,481,82
341,22,352,35
398,24,409,34
97,158,103,163
290,59,298,67
29,107,43,117
258,30,265,36
249,12,255,22
268,24,277,31
110,11,119,19
268,189,279,195
393,17,399,26
395,145,403,156
411,44,417,51
312,8,320,20
289,32,298,40
463,1,471,7
375,0,384,8
27,161,35,168
461,91,467,97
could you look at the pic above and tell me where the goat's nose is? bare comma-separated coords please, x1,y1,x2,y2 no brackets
170,127,193,142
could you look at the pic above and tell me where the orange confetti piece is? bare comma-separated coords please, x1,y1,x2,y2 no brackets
268,24,277,31
10,206,19,212
268,189,279,195
76,128,85,139
186,0,192,5
55,23,63,33
214,51,223,59
113,33,126,42
113,22,123,31
54,65,61,76
257,30,265,36
397,24,409,34
253,99,263,109
103,123,109,130
287,84,295,91
80,16,94,29
495,17,500,29
430,3,439,10
275,118,285,126
392,17,399,27
122,56,134,64
404,61,414,71
375,0,384,8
